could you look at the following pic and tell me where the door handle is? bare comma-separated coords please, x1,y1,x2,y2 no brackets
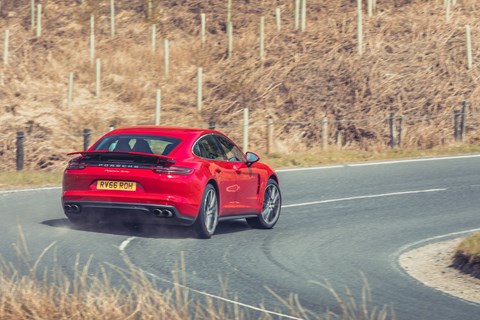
235,170,242,174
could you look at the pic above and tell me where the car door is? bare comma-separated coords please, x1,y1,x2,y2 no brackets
214,134,260,214
194,134,238,216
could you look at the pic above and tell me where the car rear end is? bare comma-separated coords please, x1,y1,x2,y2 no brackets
62,130,203,226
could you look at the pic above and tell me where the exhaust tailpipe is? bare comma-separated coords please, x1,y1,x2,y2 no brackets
162,209,173,218
152,208,174,218
152,208,163,217
64,204,81,213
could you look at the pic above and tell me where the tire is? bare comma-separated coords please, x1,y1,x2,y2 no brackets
247,179,281,229
194,184,219,239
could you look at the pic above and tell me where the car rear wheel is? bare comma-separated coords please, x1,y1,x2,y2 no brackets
194,184,219,239
247,179,281,229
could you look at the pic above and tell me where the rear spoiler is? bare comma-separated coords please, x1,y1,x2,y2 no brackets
67,150,176,164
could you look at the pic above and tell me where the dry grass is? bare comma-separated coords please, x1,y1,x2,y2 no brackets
1,0,480,170
1,143,480,189
0,229,395,319
456,232,480,256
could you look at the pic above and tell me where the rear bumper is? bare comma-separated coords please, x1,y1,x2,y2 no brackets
62,201,196,226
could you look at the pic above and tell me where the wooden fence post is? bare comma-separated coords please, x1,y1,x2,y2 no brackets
36,4,42,37
389,113,396,147
453,110,460,142
95,58,101,97
321,117,328,150
460,101,467,141
227,21,233,58
201,13,206,47
466,25,472,70
275,7,281,32
294,0,300,30
398,115,403,148
357,0,363,56
90,15,95,65
151,24,156,52
259,16,265,60
110,0,115,38
83,128,91,151
16,131,24,171
336,129,343,150
31,0,35,29
163,39,169,77
300,0,306,32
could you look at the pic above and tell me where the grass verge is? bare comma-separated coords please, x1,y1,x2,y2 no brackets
451,232,480,279
1,144,480,189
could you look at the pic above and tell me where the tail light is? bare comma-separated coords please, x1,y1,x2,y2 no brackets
153,166,193,175
66,159,86,170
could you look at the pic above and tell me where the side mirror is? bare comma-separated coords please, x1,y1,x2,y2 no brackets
245,152,260,166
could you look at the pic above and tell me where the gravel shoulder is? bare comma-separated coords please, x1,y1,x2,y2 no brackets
399,238,480,304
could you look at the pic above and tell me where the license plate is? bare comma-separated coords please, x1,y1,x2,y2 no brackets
97,180,137,191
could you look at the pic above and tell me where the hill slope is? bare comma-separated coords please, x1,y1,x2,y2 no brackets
0,0,479,170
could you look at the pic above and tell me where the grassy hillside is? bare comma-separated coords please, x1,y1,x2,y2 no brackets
0,0,480,170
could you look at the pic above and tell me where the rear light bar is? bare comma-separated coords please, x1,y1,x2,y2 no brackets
153,166,193,175
66,160,86,170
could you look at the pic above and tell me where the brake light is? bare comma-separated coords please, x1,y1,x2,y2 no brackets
66,160,86,170
153,166,193,175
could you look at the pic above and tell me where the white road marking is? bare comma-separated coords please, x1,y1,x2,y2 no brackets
394,228,480,257
0,186,61,194
119,237,136,251
276,165,344,172
144,271,304,320
276,154,480,172
347,154,480,167
282,188,447,208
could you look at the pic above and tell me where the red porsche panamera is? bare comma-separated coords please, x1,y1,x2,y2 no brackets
62,126,281,238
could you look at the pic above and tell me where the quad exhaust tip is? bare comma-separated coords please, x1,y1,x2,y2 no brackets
152,208,174,218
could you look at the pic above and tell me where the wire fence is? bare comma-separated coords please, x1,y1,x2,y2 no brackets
0,106,478,172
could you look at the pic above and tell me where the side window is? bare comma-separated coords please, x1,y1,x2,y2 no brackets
193,135,226,160
216,135,245,162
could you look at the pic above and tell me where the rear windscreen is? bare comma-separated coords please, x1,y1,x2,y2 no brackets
93,135,181,156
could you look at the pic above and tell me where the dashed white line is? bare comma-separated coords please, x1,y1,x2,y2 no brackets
282,188,447,208
0,186,61,194
119,237,136,251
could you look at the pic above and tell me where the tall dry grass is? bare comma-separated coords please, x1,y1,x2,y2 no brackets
1,0,480,170
0,228,395,319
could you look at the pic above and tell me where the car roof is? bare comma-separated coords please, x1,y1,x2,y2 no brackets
106,126,218,140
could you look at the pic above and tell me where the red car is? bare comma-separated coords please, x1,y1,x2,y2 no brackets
62,126,281,238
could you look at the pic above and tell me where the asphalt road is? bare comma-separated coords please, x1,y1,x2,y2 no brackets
2,155,480,319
